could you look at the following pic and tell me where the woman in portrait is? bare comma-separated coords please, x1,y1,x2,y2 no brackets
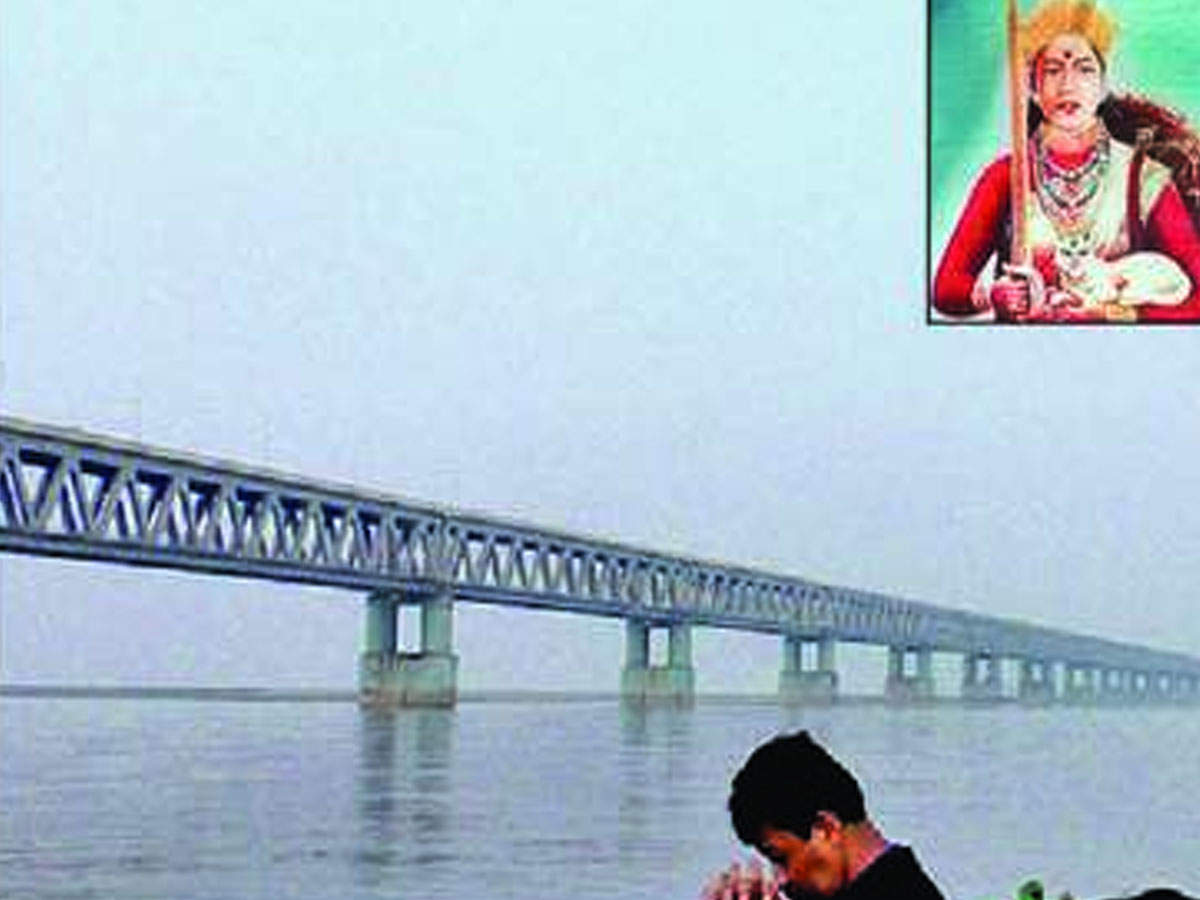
932,0,1200,323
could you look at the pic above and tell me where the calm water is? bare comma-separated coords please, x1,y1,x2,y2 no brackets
1,697,1197,899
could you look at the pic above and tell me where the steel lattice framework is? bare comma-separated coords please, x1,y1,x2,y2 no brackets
3,416,1198,676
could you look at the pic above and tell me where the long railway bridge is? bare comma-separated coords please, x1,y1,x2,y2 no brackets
3,416,1198,706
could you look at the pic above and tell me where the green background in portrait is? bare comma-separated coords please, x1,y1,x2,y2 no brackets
929,0,1200,269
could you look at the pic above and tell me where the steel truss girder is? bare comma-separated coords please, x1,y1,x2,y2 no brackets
3,417,1199,678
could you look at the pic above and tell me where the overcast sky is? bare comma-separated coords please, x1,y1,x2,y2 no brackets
3,1,1199,693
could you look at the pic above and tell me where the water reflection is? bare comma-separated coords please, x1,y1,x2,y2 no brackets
353,707,456,893
617,702,697,858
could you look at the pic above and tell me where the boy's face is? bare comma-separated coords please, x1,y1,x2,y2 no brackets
758,815,849,898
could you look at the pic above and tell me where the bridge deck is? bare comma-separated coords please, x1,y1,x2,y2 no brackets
3,416,1198,676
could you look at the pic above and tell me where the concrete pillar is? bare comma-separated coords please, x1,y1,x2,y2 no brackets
781,635,802,673
1109,670,1122,695
1151,672,1173,703
818,636,836,673
358,589,457,708
1063,665,1097,704
668,623,692,669
779,635,837,704
1168,674,1185,702
917,646,933,683
1018,658,1056,704
1169,673,1183,700
359,590,398,706
1120,669,1135,700
962,652,1002,702
626,619,649,669
412,590,457,706
363,590,398,656
985,656,1001,694
1109,668,1127,701
1131,671,1148,701
1123,672,1152,705
979,657,998,705
1062,664,1078,702
886,645,935,702
1176,674,1193,701
960,654,974,694
621,620,694,704
1147,672,1163,702
421,592,453,654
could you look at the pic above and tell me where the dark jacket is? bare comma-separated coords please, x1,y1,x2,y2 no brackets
787,845,944,900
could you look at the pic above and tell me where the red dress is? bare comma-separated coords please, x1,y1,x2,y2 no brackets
932,149,1200,322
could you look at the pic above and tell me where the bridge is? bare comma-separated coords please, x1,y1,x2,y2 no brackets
3,416,1199,707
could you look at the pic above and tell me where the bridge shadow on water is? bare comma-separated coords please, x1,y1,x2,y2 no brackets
353,706,456,894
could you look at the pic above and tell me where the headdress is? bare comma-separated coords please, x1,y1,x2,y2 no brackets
1019,0,1116,63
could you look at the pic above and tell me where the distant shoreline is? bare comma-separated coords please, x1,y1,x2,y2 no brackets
0,684,357,703
0,684,1027,706
0,684,774,703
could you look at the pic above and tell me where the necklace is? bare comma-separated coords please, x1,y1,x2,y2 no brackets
1033,127,1110,244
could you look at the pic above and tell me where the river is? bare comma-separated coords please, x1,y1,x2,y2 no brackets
2,695,1196,898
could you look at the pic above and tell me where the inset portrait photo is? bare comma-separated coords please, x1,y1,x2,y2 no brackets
928,0,1200,324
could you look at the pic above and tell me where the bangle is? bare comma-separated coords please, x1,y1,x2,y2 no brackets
1102,303,1137,323
971,283,990,313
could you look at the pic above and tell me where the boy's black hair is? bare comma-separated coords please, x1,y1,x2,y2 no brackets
728,731,867,847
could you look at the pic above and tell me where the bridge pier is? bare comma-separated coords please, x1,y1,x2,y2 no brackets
1177,674,1200,703
1150,671,1175,704
886,645,935,702
1162,672,1192,704
1063,664,1098,704
779,635,838,704
1145,672,1162,703
1184,675,1200,703
1130,671,1150,703
1099,668,1130,703
358,589,458,707
1166,674,1183,702
1144,671,1160,701
1179,675,1190,701
962,652,1003,702
1018,658,1056,704
620,620,694,704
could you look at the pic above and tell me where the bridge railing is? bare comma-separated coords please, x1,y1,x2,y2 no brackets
0,418,447,590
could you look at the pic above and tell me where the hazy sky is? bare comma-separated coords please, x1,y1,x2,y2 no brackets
3,1,1199,693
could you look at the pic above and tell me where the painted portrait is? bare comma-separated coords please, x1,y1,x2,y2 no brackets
929,0,1200,323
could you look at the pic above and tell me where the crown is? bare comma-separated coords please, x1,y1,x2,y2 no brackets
1019,0,1116,62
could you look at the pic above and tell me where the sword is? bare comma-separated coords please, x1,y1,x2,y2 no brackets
999,0,1049,319
1006,0,1030,267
